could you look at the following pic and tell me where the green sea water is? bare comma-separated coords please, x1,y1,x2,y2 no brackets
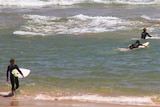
0,30,160,96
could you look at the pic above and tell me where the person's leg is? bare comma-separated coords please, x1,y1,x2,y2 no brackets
10,76,15,95
15,77,19,90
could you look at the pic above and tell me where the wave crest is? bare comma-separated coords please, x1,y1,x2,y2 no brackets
13,14,139,36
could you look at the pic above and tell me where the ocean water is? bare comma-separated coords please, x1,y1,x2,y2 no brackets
1,0,160,106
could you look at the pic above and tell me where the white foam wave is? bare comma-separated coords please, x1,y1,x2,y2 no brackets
146,36,160,39
13,14,140,36
107,0,159,5
141,15,160,21
13,31,47,36
141,15,152,20
131,36,160,40
0,0,160,7
34,94,156,106
0,0,49,7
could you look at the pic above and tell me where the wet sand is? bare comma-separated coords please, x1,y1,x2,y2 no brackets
0,96,158,107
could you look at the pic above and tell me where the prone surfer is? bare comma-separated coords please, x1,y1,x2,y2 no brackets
6,58,24,96
128,40,142,49
141,28,152,39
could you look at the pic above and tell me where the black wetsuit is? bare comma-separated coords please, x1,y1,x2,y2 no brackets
141,31,152,39
6,64,23,92
129,42,142,49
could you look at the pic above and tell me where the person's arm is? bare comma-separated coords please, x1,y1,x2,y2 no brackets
147,33,152,37
15,65,24,78
6,66,9,81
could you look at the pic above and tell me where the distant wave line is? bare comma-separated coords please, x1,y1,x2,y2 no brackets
0,0,159,7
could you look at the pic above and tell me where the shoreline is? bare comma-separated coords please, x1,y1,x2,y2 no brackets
0,88,160,107
0,96,158,107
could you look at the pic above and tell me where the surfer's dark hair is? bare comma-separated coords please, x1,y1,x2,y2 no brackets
143,28,146,31
10,58,15,63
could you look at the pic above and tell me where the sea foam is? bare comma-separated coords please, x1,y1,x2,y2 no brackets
0,0,159,7
13,14,139,36
34,94,157,106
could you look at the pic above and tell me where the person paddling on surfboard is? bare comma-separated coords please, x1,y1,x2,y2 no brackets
6,58,24,96
128,40,142,49
141,28,152,39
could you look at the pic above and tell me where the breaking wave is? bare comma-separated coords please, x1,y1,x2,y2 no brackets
13,14,141,36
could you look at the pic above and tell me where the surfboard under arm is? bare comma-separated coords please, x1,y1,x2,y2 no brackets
12,68,31,78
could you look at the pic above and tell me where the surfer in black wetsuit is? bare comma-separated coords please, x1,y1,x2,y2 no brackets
128,40,142,49
141,28,152,39
6,58,24,96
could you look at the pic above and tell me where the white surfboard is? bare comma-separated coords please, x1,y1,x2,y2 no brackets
138,42,149,48
116,42,149,51
12,68,31,78
116,48,130,51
